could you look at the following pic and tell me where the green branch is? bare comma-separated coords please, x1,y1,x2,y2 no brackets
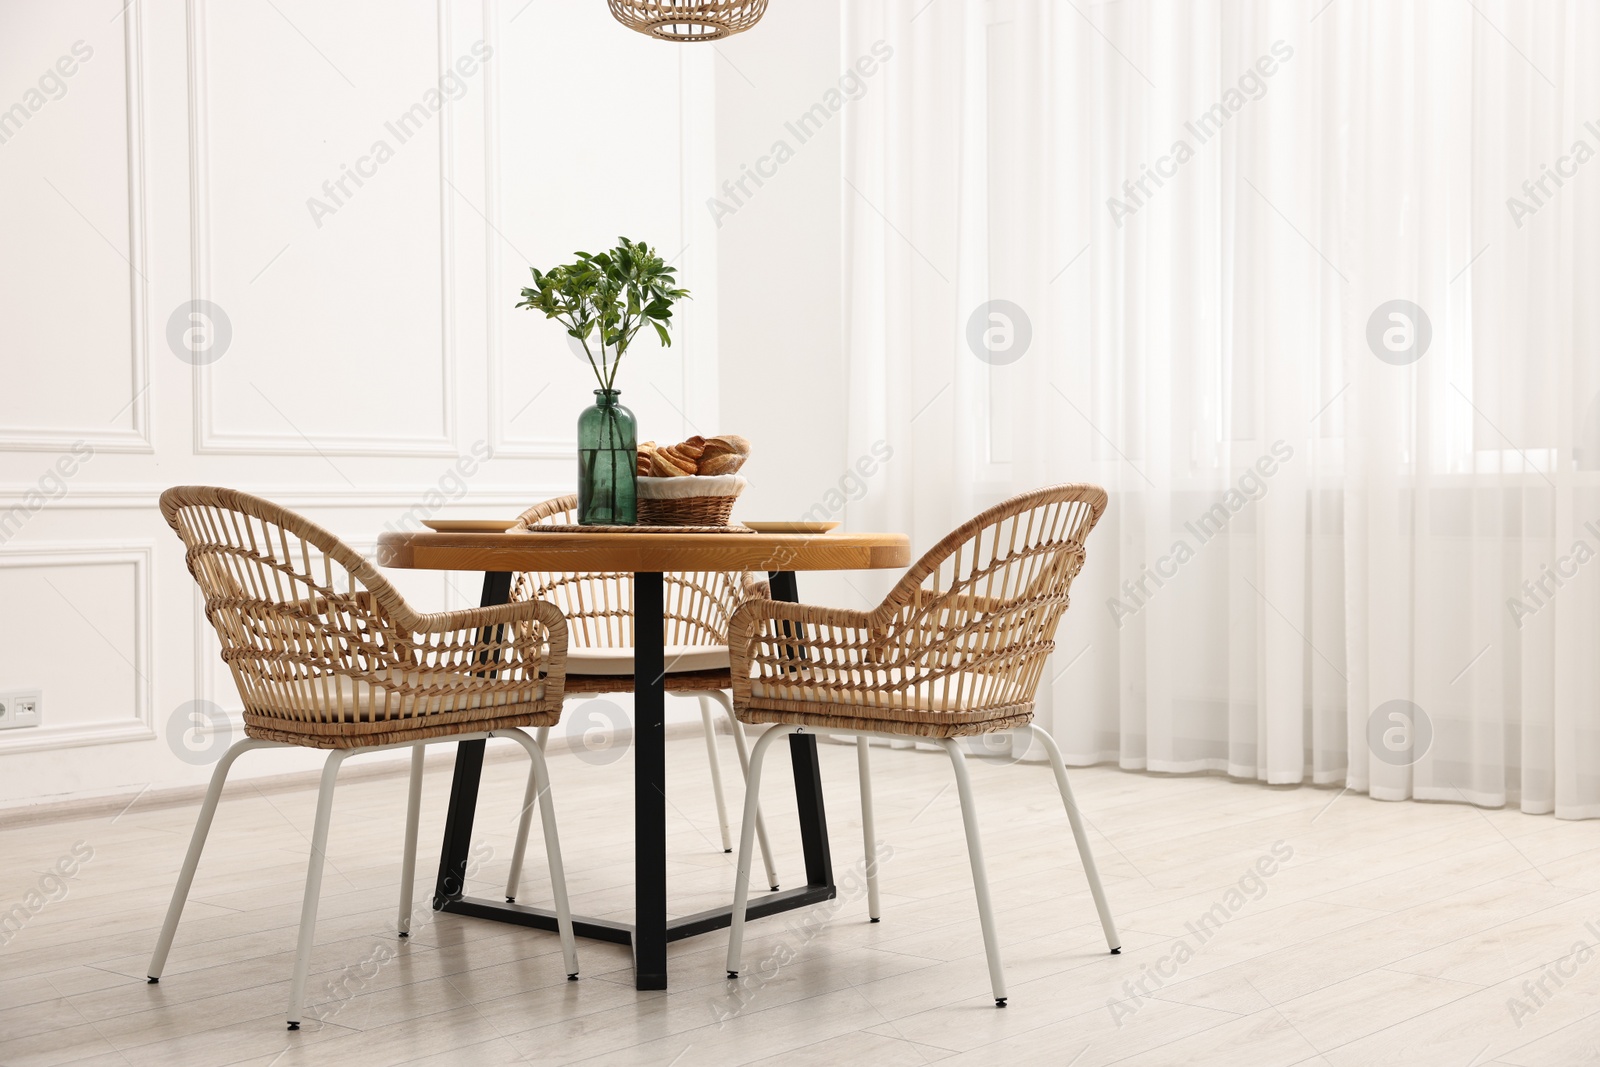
517,237,692,394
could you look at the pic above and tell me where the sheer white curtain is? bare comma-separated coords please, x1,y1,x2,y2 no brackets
841,0,1600,816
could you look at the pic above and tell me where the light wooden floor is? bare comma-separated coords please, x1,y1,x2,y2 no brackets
4,730,1600,1067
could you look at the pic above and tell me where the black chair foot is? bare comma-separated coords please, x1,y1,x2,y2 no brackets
1110,946,1122,954
769,885,779,892
287,1021,300,1031
506,897,515,904
995,998,1007,1008
726,970,738,980
398,931,409,938
724,848,732,854
146,976,158,984
869,917,880,923
568,973,579,981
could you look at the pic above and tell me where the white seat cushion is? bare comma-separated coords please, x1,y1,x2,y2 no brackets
742,670,1035,737
751,675,977,712
568,644,731,676
252,670,545,715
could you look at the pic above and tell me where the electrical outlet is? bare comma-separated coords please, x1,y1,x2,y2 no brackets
0,691,40,730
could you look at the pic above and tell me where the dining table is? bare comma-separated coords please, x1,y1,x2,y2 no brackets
373,526,911,990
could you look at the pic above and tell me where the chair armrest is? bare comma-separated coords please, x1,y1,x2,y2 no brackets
415,597,566,638
729,598,874,649
728,599,881,706
730,592,1057,718
738,571,772,604
397,599,569,701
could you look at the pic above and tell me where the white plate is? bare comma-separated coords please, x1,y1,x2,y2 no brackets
421,519,519,533
742,521,841,534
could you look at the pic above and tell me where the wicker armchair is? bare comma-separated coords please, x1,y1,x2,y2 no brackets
724,485,1121,1007
500,494,780,894
149,487,579,1030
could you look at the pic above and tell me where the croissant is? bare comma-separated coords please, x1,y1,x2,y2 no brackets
651,449,696,477
662,444,702,471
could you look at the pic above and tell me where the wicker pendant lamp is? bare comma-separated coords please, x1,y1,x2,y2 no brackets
608,0,768,42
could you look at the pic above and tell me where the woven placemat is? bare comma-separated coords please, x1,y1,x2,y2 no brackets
520,523,756,535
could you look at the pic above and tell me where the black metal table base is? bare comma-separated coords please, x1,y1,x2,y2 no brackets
432,569,834,991
439,884,837,947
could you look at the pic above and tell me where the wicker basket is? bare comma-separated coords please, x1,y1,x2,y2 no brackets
636,474,746,526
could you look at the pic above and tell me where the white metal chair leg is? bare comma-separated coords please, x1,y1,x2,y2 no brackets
1026,724,1121,953
726,724,798,978
940,738,1008,1007
287,750,350,1030
506,742,542,904
697,695,734,852
148,737,280,982
397,744,425,935
711,690,780,890
501,729,579,978
856,737,881,922
506,725,552,902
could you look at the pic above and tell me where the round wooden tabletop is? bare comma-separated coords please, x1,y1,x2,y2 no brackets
375,529,912,573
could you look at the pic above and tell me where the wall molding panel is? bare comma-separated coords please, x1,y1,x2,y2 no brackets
0,543,155,755
187,0,460,458
0,3,152,455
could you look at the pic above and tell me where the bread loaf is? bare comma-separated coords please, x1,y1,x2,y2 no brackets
697,452,746,476
704,434,751,457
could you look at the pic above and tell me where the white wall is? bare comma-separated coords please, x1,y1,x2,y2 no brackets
0,0,730,807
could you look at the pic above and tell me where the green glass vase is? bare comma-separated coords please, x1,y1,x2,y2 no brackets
577,389,637,525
